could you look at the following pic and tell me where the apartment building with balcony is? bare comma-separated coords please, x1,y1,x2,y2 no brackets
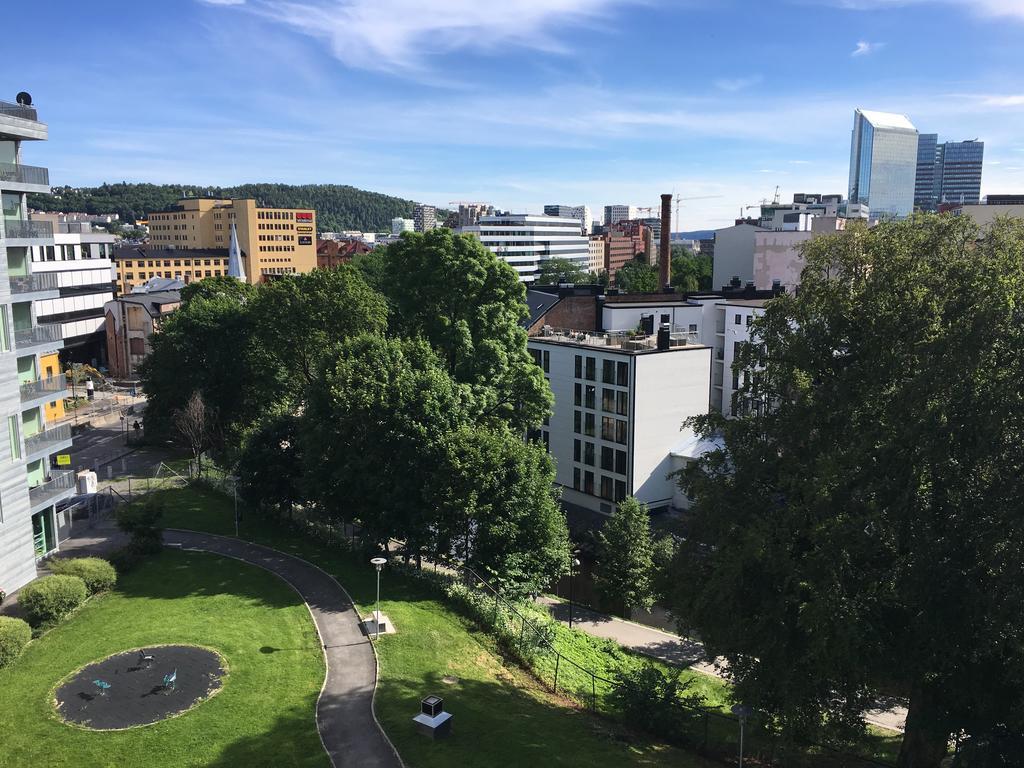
0,96,75,594
464,213,590,283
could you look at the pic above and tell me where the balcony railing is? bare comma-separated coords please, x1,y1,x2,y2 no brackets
10,272,58,294
0,162,48,186
24,423,72,455
29,470,75,507
0,100,39,121
3,219,53,239
14,323,62,349
20,373,68,401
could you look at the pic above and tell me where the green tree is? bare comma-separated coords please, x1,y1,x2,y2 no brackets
670,245,712,292
378,229,552,430
667,215,1024,766
615,260,659,293
429,426,570,596
594,497,655,613
536,257,592,285
237,409,304,517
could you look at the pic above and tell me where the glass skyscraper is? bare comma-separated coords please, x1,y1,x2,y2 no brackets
848,109,920,219
914,136,984,210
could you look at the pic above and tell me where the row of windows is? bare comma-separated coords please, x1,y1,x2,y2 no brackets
258,223,294,231
573,440,627,474
529,348,551,372
258,234,294,242
260,266,298,275
121,258,225,268
575,355,630,386
257,210,296,220
259,245,295,252
572,468,627,502
126,270,223,281
574,384,628,416
573,410,628,444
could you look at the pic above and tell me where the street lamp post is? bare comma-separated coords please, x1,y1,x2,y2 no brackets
731,704,753,768
370,557,387,640
568,550,581,629
232,477,239,538
119,414,126,445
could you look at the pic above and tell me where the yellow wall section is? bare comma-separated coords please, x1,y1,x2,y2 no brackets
41,352,64,422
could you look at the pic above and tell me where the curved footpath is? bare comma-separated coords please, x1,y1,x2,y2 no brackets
165,529,403,768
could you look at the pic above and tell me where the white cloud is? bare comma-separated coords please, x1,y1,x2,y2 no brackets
714,75,763,92
810,0,1024,21
851,40,883,56
980,95,1024,108
209,0,634,75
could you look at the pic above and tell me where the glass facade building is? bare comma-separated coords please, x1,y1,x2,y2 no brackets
848,109,919,219
914,137,984,210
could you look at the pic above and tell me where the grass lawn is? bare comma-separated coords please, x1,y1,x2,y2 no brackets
159,485,718,767
0,549,326,768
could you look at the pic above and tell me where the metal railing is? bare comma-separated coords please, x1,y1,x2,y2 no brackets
0,162,48,186
24,423,72,455
14,323,62,349
9,271,58,294
0,100,38,121
2,219,53,239
20,373,68,401
28,470,75,506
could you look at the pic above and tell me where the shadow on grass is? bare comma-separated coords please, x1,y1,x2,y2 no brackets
206,701,330,768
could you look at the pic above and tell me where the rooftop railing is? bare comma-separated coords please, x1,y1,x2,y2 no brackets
14,323,62,349
29,470,75,507
0,162,48,186
25,423,72,455
3,219,53,239
0,100,39,121
10,272,58,294
20,373,68,401
534,325,700,350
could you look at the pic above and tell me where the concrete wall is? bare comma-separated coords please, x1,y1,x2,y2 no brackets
711,224,759,290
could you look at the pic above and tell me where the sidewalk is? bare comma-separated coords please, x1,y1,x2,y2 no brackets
536,596,908,733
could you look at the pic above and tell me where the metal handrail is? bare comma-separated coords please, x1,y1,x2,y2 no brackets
28,470,75,505
14,323,62,348
3,219,53,239
0,100,38,121
10,272,58,293
24,423,72,454
0,162,48,186
20,373,68,401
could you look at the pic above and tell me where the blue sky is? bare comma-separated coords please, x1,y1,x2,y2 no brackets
5,0,1024,228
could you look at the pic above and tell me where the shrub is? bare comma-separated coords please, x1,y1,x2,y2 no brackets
116,496,165,558
49,557,117,595
0,616,31,668
17,575,88,627
609,663,706,745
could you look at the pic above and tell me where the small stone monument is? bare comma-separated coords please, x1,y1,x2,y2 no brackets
413,694,452,739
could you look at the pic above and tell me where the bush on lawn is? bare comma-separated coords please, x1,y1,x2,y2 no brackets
609,663,706,746
17,574,88,627
49,557,117,595
116,495,165,559
0,616,31,668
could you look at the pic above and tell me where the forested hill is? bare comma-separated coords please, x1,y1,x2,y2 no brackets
28,183,419,232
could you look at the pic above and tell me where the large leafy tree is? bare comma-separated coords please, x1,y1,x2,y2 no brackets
615,259,659,293
670,245,712,292
236,409,305,516
428,426,570,596
594,496,655,614
536,257,594,286
667,215,1024,766
379,229,552,430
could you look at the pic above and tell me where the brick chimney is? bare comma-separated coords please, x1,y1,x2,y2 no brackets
659,193,672,289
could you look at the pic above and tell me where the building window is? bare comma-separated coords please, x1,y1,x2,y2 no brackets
574,411,581,434
574,383,582,406
602,416,615,441
8,415,20,460
615,449,627,475
602,388,614,412
584,442,595,466
615,419,628,445
616,361,628,387
0,307,10,353
542,431,550,453
614,480,627,502
689,323,698,334
584,471,594,495
573,439,581,462
585,385,595,410
734,313,742,325
600,475,614,500
574,356,583,379
601,446,614,471
660,313,670,324
746,315,753,327
584,412,595,437
616,391,629,416
602,359,615,384
573,467,581,490
585,356,596,381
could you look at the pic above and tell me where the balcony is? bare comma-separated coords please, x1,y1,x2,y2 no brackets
0,162,49,191
20,373,68,402
14,323,63,350
24,423,72,457
0,101,39,121
29,470,75,508
10,271,59,294
3,218,53,241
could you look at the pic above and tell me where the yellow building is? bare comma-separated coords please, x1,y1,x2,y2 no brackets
113,248,230,294
146,198,317,284
40,352,65,422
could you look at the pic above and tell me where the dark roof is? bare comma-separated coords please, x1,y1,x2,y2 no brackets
524,290,562,329
113,246,231,261
115,290,181,317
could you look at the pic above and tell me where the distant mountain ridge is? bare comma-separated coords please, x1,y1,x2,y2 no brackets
674,229,715,240
28,182,419,233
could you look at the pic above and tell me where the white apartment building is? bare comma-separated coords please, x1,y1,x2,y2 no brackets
604,205,637,227
29,223,115,365
0,96,76,593
587,236,605,274
465,214,589,283
544,204,592,235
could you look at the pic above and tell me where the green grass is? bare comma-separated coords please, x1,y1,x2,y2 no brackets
0,549,326,768
159,485,717,767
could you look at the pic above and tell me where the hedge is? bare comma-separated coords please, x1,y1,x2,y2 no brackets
17,575,88,627
0,616,31,668
49,557,117,595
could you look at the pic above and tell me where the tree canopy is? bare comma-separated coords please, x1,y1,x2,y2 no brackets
594,496,655,614
666,215,1024,767
536,257,596,286
615,260,659,293
670,245,712,292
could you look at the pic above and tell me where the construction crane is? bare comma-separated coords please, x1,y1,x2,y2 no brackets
672,193,724,234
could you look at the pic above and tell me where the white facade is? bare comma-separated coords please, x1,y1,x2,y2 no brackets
849,108,919,219
587,236,605,274
465,214,589,283
604,205,637,227
529,330,710,515
391,217,414,235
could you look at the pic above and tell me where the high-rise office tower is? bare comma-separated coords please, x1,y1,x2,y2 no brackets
544,204,591,235
0,94,76,593
413,204,437,232
603,205,638,227
915,133,940,210
915,136,984,210
848,109,919,219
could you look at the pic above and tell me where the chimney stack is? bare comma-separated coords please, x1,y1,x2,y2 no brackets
659,193,672,289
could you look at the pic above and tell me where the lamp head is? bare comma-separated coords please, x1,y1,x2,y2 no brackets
370,557,387,571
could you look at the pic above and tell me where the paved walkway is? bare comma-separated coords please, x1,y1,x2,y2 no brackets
166,530,403,768
537,596,908,733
